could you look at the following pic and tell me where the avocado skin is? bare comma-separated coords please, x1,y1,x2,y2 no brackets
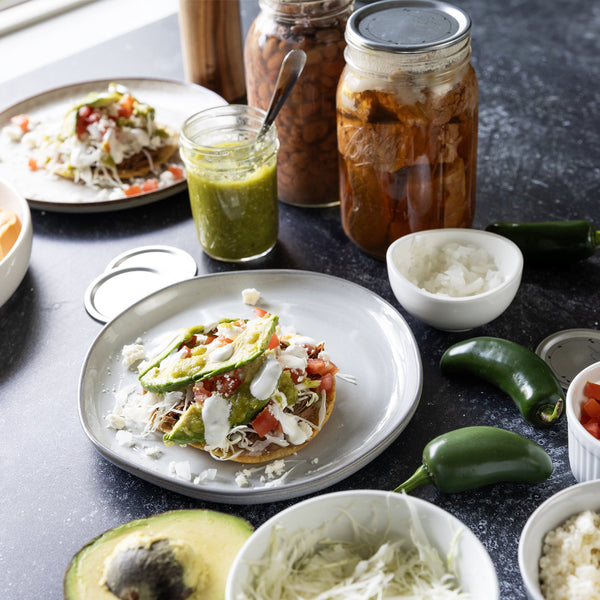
63,509,253,600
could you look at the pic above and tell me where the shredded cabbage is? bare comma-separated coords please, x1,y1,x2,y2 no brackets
237,505,471,600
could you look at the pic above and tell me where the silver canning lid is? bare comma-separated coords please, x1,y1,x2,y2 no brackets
346,0,471,53
536,329,600,390
84,245,197,323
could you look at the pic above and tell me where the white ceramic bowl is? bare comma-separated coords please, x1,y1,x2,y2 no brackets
566,360,600,482
519,479,600,600
386,228,523,331
226,490,499,599
0,179,32,308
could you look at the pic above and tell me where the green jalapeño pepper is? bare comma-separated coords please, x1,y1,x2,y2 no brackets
485,220,600,264
394,426,553,494
440,336,564,428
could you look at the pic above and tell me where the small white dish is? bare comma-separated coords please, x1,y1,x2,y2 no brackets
386,228,523,331
0,178,32,308
226,489,499,599
566,360,600,482
519,479,600,600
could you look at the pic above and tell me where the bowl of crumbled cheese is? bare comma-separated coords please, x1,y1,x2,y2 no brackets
519,479,600,600
386,228,523,331
226,489,499,600
0,178,32,308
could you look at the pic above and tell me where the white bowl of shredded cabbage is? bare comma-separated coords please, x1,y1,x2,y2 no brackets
386,228,523,331
226,490,499,600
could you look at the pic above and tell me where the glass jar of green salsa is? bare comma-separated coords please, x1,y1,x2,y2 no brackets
180,105,279,262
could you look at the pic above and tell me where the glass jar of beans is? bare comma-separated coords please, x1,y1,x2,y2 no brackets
244,0,354,207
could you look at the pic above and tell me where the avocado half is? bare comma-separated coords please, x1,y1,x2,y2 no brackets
63,509,253,600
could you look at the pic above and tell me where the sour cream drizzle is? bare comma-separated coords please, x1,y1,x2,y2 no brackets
250,354,283,401
202,394,231,446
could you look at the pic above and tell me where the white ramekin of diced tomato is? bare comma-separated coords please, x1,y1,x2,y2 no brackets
567,360,600,482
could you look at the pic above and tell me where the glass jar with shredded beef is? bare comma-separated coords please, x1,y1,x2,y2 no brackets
337,0,479,259
245,0,354,207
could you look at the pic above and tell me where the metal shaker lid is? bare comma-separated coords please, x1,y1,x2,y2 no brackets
346,0,472,53
536,329,600,390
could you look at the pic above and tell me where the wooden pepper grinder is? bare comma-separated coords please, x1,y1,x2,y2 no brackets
178,0,246,103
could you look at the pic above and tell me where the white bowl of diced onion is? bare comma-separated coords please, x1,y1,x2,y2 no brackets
386,228,523,331
225,489,499,600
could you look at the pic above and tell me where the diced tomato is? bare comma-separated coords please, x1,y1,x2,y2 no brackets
584,380,600,401
124,184,142,197
251,406,280,437
27,157,38,171
319,372,335,394
167,165,184,179
202,369,242,396
582,397,600,420
11,114,30,132
254,307,270,318
193,383,211,402
267,333,280,350
178,335,197,353
76,106,101,138
142,178,159,192
583,421,600,441
306,358,339,377
118,94,135,118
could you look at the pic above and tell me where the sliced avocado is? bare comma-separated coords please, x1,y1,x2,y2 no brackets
165,365,298,446
138,326,206,379
140,315,278,393
60,89,125,136
63,509,253,600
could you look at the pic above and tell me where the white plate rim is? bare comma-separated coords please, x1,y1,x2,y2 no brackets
78,269,423,504
0,77,226,213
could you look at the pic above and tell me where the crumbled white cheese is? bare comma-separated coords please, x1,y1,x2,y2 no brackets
242,287,261,305
265,459,287,479
194,468,218,484
169,460,192,481
539,510,600,600
121,343,145,369
235,469,252,488
106,412,126,430
144,446,163,459
115,429,135,447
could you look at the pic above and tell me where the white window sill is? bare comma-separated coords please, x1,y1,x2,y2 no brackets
0,0,179,86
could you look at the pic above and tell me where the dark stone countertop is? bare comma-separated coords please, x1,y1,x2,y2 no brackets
0,1,598,598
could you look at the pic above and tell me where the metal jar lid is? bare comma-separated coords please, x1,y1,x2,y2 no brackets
84,245,197,323
536,329,600,390
346,0,471,53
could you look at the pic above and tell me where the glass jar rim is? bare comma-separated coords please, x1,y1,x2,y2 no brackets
180,104,277,156
258,0,354,21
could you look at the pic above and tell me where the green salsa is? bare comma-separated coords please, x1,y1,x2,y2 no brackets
186,147,278,262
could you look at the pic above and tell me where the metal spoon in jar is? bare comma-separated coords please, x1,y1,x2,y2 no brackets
255,48,306,144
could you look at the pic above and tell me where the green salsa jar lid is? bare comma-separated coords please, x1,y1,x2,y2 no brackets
84,245,197,322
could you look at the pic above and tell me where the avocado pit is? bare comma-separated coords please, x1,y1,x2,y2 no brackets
103,537,201,600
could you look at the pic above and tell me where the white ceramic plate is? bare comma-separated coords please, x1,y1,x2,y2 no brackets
0,78,226,213
78,270,423,504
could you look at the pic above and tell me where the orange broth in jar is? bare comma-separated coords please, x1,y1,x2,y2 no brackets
337,0,478,259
